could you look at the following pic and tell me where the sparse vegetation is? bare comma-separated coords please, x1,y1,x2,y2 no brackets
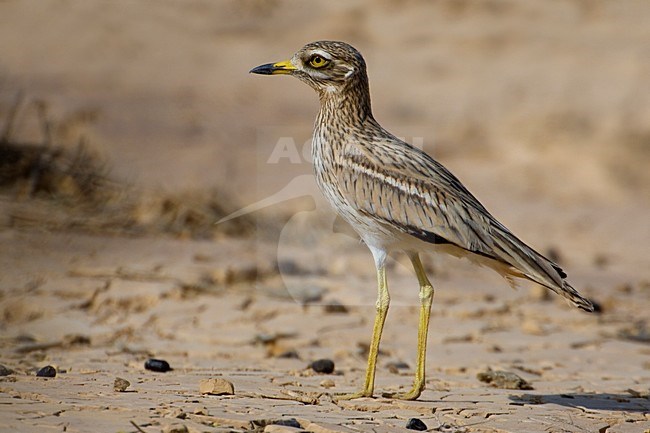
0,93,252,239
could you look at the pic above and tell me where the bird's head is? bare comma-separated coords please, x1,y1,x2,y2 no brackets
250,41,367,95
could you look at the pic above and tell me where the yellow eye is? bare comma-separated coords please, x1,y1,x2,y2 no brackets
309,55,329,68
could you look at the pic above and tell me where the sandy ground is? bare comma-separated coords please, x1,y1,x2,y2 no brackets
1,229,649,432
1,1,650,432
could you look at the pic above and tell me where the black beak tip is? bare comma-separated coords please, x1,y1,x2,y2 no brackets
250,63,275,75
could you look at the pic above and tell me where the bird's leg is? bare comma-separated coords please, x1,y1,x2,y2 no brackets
337,264,389,400
384,253,434,400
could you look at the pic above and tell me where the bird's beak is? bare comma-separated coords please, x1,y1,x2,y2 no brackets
250,60,296,75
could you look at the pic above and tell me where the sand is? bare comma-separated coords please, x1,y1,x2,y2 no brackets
1,1,649,432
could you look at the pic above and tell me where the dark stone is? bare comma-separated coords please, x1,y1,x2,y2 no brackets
0,364,14,376
386,361,410,374
250,418,302,429
406,418,427,431
323,300,349,314
277,349,300,359
144,358,172,372
310,358,335,374
36,365,56,377
273,418,301,428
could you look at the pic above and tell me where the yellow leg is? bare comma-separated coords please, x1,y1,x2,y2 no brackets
384,253,434,400
337,265,389,400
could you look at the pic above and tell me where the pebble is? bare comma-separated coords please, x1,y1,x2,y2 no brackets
36,365,56,378
163,408,186,419
255,418,303,432
323,300,349,314
161,423,188,433
320,379,336,388
386,361,409,374
193,406,208,415
477,368,533,390
272,419,301,428
0,364,14,376
199,378,235,395
253,332,297,345
113,377,130,392
277,349,300,359
406,418,427,431
144,358,172,372
310,359,335,374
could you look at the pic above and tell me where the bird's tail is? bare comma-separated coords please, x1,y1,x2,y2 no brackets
488,227,594,312
557,281,594,312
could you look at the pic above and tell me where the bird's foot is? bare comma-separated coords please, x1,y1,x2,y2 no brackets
334,389,374,401
382,388,422,400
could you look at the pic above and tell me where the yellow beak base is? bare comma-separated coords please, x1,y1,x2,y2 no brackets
250,60,296,75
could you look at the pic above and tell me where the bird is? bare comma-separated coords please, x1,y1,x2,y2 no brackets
250,41,594,401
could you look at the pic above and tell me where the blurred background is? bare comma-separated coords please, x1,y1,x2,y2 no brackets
0,0,648,268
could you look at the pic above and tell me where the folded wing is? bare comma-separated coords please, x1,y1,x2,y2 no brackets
334,135,593,311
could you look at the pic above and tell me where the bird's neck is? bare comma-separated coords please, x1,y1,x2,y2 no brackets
317,76,373,127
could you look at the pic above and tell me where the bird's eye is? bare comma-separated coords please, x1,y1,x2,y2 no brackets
309,55,329,68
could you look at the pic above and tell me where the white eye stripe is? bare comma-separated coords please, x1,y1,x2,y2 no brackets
309,49,332,61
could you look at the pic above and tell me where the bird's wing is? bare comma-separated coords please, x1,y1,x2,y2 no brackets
334,134,568,291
